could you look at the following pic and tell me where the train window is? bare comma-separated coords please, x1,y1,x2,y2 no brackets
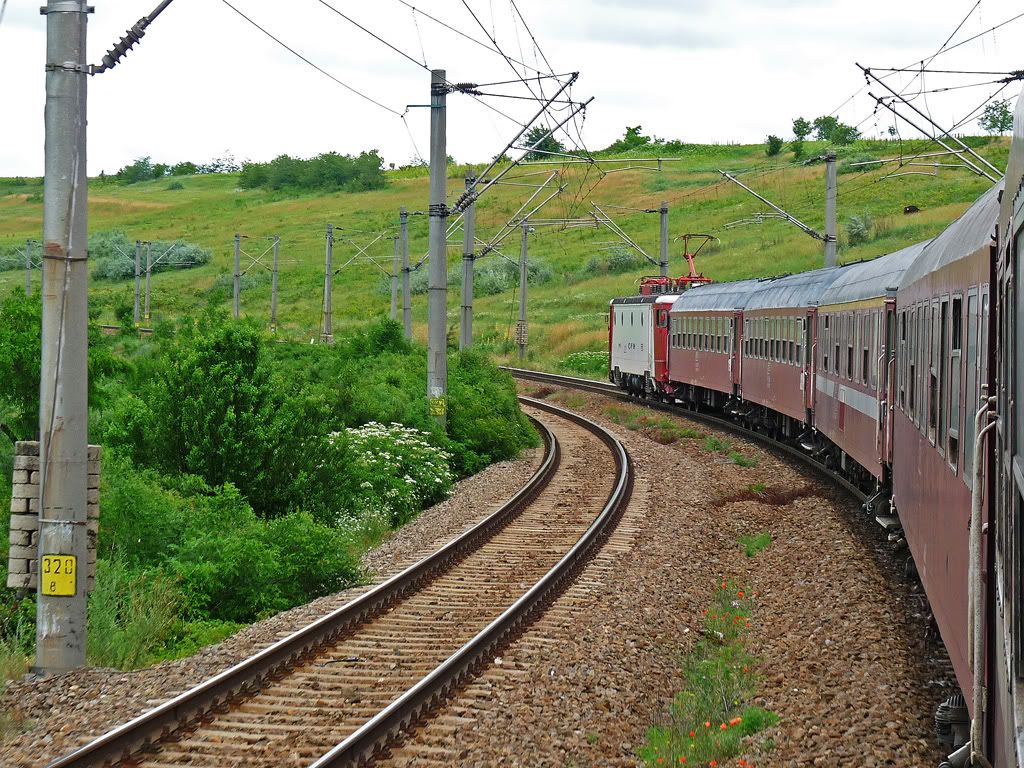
939,298,949,458
899,312,907,410
964,292,979,484
949,295,963,470
929,301,940,446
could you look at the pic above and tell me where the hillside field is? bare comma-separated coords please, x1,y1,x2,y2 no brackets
0,136,1007,372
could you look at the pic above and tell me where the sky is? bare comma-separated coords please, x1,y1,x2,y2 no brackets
0,0,1021,176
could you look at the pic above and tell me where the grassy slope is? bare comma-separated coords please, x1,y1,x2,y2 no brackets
0,137,1007,370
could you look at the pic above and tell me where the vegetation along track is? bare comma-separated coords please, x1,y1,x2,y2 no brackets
45,397,633,768
504,367,868,504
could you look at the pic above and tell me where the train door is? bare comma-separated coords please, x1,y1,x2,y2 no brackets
880,299,897,467
803,309,815,412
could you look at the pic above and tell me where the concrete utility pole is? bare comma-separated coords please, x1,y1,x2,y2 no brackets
426,69,448,424
24,240,32,296
144,241,152,321
517,222,529,362
132,240,141,325
233,233,241,319
390,236,399,321
270,236,279,332
322,223,334,343
824,152,837,268
37,0,90,674
459,174,476,350
659,200,669,277
400,207,411,339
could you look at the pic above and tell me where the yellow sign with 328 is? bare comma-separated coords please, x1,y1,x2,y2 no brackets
41,554,76,597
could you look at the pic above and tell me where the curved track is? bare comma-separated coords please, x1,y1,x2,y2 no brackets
46,397,632,768
504,366,867,503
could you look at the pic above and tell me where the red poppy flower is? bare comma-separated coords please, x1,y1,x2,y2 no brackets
679,758,687,765
689,730,695,738
720,723,727,730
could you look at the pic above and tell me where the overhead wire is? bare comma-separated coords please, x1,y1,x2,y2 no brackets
219,0,405,116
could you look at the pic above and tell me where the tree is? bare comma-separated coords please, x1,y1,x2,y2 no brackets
790,138,805,158
766,135,784,156
979,100,1013,135
115,156,156,184
792,117,812,140
811,115,860,145
812,115,840,141
523,126,565,160
170,161,197,176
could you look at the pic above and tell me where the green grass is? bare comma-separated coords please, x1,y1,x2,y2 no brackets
602,404,704,444
0,137,1007,373
738,532,772,558
641,581,777,766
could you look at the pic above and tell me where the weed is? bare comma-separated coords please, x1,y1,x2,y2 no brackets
749,482,766,495
641,581,777,766
704,436,728,453
729,451,759,468
586,732,600,745
738,532,772,557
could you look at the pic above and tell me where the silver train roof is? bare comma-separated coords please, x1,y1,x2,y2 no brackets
742,265,845,311
819,240,930,306
669,278,764,312
900,181,1002,289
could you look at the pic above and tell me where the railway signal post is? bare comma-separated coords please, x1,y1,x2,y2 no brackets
270,235,280,332
824,153,837,267
36,0,91,674
144,240,152,321
426,69,448,424
517,221,529,361
233,233,241,319
400,207,411,339
390,235,399,321
133,240,141,325
659,201,669,277
460,173,476,350
322,223,334,343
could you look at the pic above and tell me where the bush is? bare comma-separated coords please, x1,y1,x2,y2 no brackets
90,231,210,281
839,153,879,174
846,212,873,245
166,180,185,191
335,422,453,527
559,350,609,377
239,151,387,193
401,257,554,298
765,135,784,156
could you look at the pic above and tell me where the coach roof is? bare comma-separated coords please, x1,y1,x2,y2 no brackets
669,278,763,312
900,181,1002,289
742,265,845,311
818,240,929,306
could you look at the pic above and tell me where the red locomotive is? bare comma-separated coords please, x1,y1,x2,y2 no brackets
608,87,1024,765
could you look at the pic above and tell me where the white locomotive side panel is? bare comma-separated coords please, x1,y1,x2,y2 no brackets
610,303,655,377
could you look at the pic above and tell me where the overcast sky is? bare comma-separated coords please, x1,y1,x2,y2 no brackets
1,0,1021,176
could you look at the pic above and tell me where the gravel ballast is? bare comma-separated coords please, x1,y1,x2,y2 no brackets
384,386,954,766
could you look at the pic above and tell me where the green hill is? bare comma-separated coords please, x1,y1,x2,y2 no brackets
0,136,1007,371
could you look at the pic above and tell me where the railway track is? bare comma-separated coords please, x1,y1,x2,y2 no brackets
503,366,868,504
46,397,632,768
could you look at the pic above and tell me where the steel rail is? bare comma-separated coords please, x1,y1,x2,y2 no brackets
310,396,633,766
504,367,868,504
48,409,564,768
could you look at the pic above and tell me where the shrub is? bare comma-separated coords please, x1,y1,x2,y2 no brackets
559,350,609,377
765,135,784,156
335,422,454,526
90,231,210,281
846,211,873,245
166,180,185,191
404,257,554,297
239,151,387,193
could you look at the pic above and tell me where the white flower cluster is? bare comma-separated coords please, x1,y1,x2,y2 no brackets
340,422,454,525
